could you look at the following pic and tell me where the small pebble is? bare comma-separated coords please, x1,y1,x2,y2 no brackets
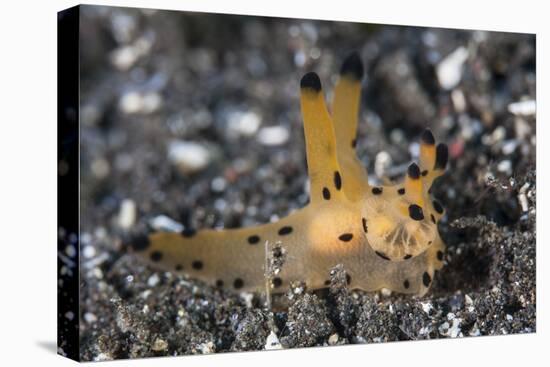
83,245,96,259
501,140,518,155
436,46,469,90
451,88,467,112
84,312,98,324
508,100,536,116
168,140,211,174
152,338,168,352
119,91,162,114
518,183,530,212
265,331,283,350
374,151,392,178
65,244,76,258
199,341,215,354
421,302,433,315
150,215,184,232
147,274,160,287
227,110,261,137
497,160,512,175
91,158,110,179
211,177,227,192
257,126,289,146
117,199,136,230
328,333,339,345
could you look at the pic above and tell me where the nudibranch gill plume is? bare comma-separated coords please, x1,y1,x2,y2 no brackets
129,52,448,296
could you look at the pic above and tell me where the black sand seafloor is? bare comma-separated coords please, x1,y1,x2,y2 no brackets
67,5,536,361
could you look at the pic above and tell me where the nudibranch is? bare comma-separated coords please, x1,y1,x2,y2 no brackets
129,52,448,296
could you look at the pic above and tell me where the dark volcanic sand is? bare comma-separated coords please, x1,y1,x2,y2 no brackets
66,5,535,361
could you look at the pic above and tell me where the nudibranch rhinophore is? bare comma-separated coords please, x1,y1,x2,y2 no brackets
129,52,448,296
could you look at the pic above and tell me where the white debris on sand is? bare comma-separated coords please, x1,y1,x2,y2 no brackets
240,292,254,308
110,34,154,71
168,140,211,174
227,110,261,137
436,46,469,90
83,245,96,259
439,313,463,338
150,215,184,232
508,99,536,117
421,302,433,315
257,126,289,146
151,338,168,352
147,274,160,287
374,151,392,178
518,182,530,212
328,333,339,345
497,160,512,175
265,331,283,350
84,312,98,324
119,91,162,114
117,199,136,230
198,341,215,354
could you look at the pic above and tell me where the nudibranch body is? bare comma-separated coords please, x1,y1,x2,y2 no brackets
130,52,448,296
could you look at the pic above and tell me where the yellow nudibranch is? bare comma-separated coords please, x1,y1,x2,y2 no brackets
129,52,448,296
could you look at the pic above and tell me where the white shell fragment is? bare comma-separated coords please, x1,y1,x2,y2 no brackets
507,100,536,117
168,140,211,174
257,126,289,146
265,331,283,350
118,199,137,230
436,46,469,90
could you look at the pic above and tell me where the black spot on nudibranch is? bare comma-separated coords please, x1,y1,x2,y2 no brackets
234,278,244,289
403,254,412,260
339,233,353,242
397,188,405,195
334,171,342,190
248,235,260,245
433,200,444,214
340,51,364,80
324,279,331,286
421,170,428,177
421,129,435,145
278,226,293,236
192,260,203,270
375,251,391,261
181,227,197,238
409,204,424,221
437,250,444,261
422,272,432,287
150,251,162,262
403,279,410,289
435,143,448,170
300,72,322,92
215,279,224,288
175,264,183,271
272,277,283,288
351,139,357,148
362,217,368,233
372,187,383,195
346,273,351,285
322,187,331,200
130,234,150,251
431,214,436,224
408,163,420,179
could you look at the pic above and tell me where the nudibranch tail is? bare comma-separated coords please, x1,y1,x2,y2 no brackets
131,209,311,292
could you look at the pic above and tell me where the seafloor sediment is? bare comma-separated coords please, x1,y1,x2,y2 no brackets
65,5,535,360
